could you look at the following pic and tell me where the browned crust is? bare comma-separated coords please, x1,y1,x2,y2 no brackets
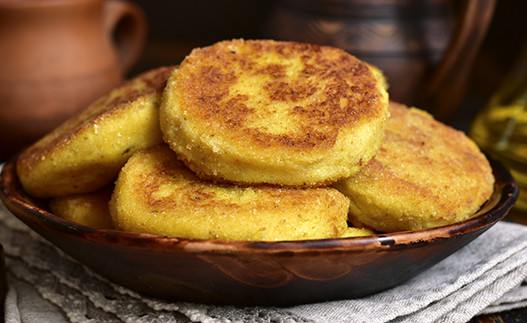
343,101,494,229
175,39,384,152
117,145,347,239
17,66,175,173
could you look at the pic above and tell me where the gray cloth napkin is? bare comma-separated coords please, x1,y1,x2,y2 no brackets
2,202,527,323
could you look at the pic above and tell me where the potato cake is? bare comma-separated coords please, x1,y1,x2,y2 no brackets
342,227,374,237
16,66,175,198
334,102,495,232
160,39,389,187
110,145,353,241
49,186,113,229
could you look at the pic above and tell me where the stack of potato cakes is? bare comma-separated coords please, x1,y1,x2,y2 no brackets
16,39,494,241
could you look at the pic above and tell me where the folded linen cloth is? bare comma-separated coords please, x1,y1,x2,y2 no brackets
2,202,527,323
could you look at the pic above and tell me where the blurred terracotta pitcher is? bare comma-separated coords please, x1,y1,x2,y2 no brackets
265,0,496,123
0,0,147,160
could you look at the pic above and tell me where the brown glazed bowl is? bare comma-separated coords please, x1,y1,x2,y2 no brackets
0,157,518,306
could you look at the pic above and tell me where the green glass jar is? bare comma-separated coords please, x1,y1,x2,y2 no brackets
469,44,527,214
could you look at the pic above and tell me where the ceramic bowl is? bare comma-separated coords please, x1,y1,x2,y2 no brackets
0,157,517,306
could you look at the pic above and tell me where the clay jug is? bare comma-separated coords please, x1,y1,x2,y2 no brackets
264,0,496,123
0,0,147,160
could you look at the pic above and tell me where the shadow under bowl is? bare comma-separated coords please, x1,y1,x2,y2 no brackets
0,157,518,306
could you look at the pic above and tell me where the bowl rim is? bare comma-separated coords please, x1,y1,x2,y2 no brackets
0,156,518,254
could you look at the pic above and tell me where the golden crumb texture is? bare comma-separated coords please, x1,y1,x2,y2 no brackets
334,102,495,232
16,66,176,197
49,186,114,229
110,145,353,241
160,39,389,187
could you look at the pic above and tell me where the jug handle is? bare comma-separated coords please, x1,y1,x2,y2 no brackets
103,0,147,76
417,0,496,123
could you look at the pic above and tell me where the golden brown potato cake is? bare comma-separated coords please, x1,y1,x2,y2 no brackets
334,102,495,232
110,145,352,241
17,66,175,198
342,227,375,237
49,186,113,229
160,39,389,187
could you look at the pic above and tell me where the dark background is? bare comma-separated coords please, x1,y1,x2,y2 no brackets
127,0,527,129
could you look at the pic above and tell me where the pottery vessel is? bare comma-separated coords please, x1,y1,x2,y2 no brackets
265,0,496,122
0,0,147,160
